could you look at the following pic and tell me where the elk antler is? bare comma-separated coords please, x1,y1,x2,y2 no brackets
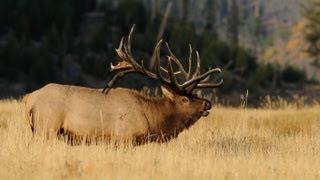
102,26,223,94
164,43,223,93
110,61,133,72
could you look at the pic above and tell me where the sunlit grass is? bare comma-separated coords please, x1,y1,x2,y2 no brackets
0,99,320,179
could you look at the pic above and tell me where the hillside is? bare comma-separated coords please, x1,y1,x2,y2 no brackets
0,0,313,99
263,19,320,79
134,0,305,47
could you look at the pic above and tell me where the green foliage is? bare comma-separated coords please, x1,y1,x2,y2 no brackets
200,36,257,77
249,63,275,89
0,33,21,80
91,0,148,52
281,66,306,84
116,0,148,33
303,0,320,67
231,46,257,77
0,33,55,84
227,0,239,46
0,0,94,60
0,0,310,96
200,35,230,68
248,64,307,91
167,22,197,57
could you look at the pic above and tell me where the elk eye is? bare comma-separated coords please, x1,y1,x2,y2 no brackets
181,97,189,103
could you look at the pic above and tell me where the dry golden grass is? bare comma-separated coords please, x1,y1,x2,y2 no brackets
0,99,320,180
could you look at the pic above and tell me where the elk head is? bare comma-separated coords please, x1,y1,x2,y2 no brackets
103,26,223,119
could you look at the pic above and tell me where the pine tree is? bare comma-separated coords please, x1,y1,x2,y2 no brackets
227,0,239,46
304,0,320,68
204,0,217,37
181,0,189,23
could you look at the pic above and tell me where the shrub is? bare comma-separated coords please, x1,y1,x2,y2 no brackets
281,65,306,84
248,63,274,89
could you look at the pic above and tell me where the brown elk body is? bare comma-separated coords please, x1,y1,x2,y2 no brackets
23,84,211,142
22,27,223,143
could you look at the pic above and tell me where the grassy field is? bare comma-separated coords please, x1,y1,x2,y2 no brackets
0,99,320,180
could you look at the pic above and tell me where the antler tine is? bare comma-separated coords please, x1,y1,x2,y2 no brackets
123,41,141,69
154,40,171,84
181,67,222,89
127,24,135,55
140,59,158,78
200,71,211,83
115,37,127,60
165,42,188,77
160,67,181,75
193,51,201,78
102,69,135,93
115,25,142,70
140,59,147,73
167,56,182,90
196,79,224,88
184,67,222,93
187,44,193,79
184,50,204,93
195,66,223,89
115,33,140,69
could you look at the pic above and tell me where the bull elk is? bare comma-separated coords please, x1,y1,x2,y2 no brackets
22,27,223,144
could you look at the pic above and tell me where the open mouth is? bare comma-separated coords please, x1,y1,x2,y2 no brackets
201,111,210,117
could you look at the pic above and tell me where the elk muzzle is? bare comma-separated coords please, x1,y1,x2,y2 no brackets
201,100,212,117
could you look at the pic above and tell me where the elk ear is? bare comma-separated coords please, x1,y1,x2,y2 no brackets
161,86,176,101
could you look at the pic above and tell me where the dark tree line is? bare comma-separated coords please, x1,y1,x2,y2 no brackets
304,0,320,69
0,0,308,98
